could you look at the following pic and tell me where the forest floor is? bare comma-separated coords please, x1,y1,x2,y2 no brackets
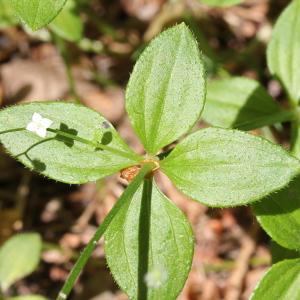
0,0,290,299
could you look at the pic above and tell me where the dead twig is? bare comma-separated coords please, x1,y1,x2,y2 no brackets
224,228,256,300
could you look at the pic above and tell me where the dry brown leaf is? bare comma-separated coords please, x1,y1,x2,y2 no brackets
121,0,166,21
79,85,125,123
117,117,144,154
1,50,68,104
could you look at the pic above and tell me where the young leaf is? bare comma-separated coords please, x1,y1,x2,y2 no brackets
49,0,83,42
126,23,206,154
0,102,141,184
8,296,48,300
271,241,300,264
11,0,67,31
267,0,300,104
0,0,18,28
0,233,42,291
161,127,300,207
200,0,243,7
104,181,194,300
250,258,300,300
202,77,293,130
253,175,300,250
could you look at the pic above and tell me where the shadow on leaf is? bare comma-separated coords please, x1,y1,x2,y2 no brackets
252,174,300,215
101,131,113,145
95,131,113,151
55,123,78,147
31,159,46,172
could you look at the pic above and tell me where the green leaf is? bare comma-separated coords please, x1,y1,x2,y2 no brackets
0,0,18,28
267,0,300,104
0,102,141,184
49,0,83,42
11,0,67,31
126,23,206,154
8,296,48,300
253,175,300,250
0,233,42,291
271,241,300,264
57,164,154,300
200,0,243,7
202,77,293,131
250,258,300,300
104,181,194,299
161,127,300,207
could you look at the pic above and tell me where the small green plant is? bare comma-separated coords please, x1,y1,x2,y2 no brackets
0,0,83,42
203,0,300,298
1,20,300,300
0,233,47,300
2,0,300,298
10,0,68,32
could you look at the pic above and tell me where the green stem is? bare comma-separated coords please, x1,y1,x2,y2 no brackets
289,106,300,159
290,121,300,159
56,163,155,300
47,128,141,161
0,126,141,161
52,33,80,103
0,288,5,300
138,177,153,300
0,128,24,135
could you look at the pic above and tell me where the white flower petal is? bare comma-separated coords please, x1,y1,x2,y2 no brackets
41,117,53,128
144,266,168,289
32,112,43,122
26,122,37,133
36,127,47,138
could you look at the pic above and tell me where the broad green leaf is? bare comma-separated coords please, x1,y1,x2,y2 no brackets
11,0,67,31
0,102,141,184
126,23,206,154
0,0,18,28
202,77,293,130
161,127,300,207
104,181,194,299
271,241,300,264
253,175,300,250
250,258,300,300
267,0,300,104
201,0,243,7
8,296,48,300
57,164,154,300
49,0,83,42
0,233,42,291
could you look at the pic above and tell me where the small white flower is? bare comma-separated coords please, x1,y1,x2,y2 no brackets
26,112,53,138
144,265,168,289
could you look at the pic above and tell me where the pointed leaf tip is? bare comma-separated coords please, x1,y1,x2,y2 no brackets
11,0,68,31
126,23,206,154
105,181,194,299
161,127,300,207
